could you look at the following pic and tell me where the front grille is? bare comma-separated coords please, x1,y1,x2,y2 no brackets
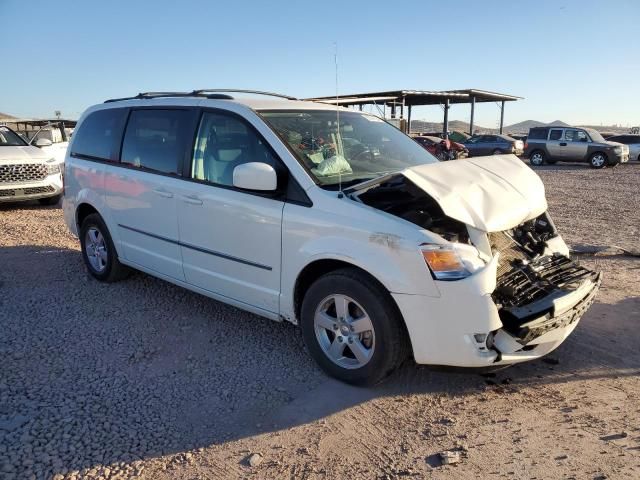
494,255,597,309
0,185,55,197
0,163,48,183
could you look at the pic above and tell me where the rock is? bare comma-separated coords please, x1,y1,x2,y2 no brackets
439,450,461,465
247,453,263,467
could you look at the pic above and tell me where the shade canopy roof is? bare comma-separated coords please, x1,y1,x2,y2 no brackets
306,89,522,106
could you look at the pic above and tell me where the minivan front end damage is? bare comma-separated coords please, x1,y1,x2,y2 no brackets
351,155,601,367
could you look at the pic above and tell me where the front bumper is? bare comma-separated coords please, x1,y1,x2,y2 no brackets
393,254,600,367
611,152,629,164
0,173,63,203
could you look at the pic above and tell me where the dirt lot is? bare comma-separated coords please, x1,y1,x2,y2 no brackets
1,163,639,480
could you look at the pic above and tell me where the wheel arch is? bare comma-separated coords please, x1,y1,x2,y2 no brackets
292,258,413,356
76,202,99,230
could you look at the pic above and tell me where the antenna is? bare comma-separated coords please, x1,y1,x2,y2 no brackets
335,42,343,198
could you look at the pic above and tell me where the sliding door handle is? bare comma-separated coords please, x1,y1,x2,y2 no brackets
152,189,173,198
181,195,203,205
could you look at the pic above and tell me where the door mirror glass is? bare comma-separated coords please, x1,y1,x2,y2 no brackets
233,162,277,191
34,138,53,147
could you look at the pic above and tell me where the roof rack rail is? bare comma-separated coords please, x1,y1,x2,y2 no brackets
104,91,234,103
191,89,298,100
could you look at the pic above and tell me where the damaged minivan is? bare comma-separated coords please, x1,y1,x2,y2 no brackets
63,91,601,385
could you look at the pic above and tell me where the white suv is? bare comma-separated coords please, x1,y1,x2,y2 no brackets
63,90,601,385
0,126,63,204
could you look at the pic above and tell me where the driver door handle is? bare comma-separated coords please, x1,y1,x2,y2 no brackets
559,142,567,146
181,194,203,205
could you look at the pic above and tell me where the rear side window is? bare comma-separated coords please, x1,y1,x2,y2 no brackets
72,109,127,160
528,128,547,140
549,129,563,141
121,109,193,175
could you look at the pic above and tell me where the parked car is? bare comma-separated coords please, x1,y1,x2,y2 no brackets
63,90,601,385
509,134,528,144
605,134,640,162
0,125,63,204
27,121,72,165
525,126,629,168
463,134,524,157
422,130,470,144
413,135,469,160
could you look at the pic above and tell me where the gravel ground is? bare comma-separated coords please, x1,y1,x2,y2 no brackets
1,162,639,480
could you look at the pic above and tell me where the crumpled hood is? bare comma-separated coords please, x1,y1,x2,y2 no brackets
401,154,547,232
0,146,51,162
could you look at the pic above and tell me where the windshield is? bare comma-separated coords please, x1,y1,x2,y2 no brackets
584,128,606,143
0,126,27,146
260,110,438,188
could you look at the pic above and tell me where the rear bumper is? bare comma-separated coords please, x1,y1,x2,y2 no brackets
394,254,600,367
0,173,63,202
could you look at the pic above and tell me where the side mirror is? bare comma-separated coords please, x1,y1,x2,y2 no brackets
580,137,588,142
233,162,278,191
34,138,53,147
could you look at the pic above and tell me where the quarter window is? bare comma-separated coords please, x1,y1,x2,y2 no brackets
72,109,127,161
549,129,563,141
191,112,281,187
121,109,192,174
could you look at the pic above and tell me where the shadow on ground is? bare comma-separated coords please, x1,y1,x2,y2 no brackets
1,244,638,479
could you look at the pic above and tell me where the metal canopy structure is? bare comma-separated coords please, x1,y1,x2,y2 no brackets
306,89,523,136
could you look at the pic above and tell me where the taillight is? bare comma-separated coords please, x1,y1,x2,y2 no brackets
524,142,528,149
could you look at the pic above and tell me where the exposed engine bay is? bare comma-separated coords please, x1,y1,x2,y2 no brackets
355,176,470,243
352,174,601,346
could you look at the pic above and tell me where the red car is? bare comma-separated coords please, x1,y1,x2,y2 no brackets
413,135,469,161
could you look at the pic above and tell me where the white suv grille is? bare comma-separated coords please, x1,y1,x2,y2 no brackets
0,163,48,184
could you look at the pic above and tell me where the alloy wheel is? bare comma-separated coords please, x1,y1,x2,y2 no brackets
591,154,606,167
313,294,376,369
85,227,108,273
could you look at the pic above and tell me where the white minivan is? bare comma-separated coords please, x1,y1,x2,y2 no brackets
63,90,601,385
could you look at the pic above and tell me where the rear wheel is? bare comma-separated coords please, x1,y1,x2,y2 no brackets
589,152,607,169
79,213,129,282
38,194,61,206
529,151,545,166
300,268,408,385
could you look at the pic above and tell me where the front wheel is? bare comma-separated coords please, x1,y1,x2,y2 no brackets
300,268,408,385
589,152,607,169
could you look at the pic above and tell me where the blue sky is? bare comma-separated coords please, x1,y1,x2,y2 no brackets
1,0,638,127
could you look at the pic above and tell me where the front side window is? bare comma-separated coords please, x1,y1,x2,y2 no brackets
71,109,127,160
565,129,588,142
261,110,438,188
0,126,27,146
121,109,192,174
191,112,281,187
549,129,563,141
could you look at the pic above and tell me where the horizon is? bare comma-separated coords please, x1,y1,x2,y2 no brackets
1,0,638,127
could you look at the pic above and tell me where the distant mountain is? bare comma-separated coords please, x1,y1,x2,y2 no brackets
0,111,17,120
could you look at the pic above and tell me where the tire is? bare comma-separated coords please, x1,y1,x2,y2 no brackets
492,149,504,155
546,159,558,165
589,152,607,169
300,268,409,386
38,194,62,206
79,213,129,282
529,151,545,166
